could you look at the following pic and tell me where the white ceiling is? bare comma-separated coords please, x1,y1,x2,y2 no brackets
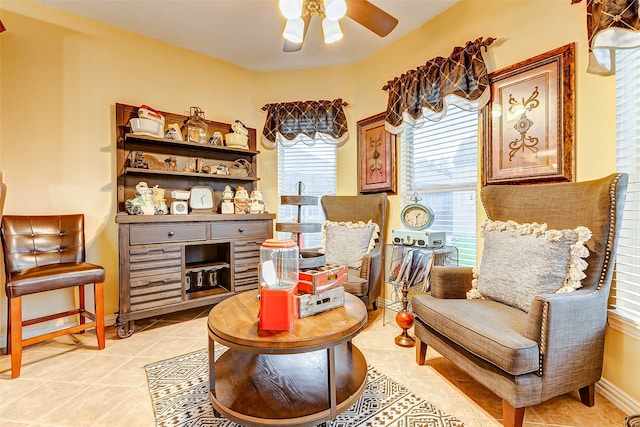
36,0,460,72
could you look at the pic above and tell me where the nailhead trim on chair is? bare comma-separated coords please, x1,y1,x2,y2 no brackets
539,300,549,376
596,173,621,293
529,174,622,378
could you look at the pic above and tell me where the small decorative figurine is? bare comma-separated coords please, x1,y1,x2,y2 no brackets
184,158,197,173
249,190,266,214
151,185,169,215
216,164,229,175
164,156,177,171
164,124,183,141
221,185,235,214
132,151,149,169
222,185,234,201
234,185,250,214
125,181,156,215
209,131,223,145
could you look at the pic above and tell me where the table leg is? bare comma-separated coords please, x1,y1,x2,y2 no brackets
208,338,220,417
327,346,337,420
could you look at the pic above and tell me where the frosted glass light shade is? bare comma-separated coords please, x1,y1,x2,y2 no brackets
279,0,303,19
322,18,343,44
283,18,305,43
324,0,347,20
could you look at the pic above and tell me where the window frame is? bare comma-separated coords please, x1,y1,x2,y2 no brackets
399,106,480,267
611,47,640,340
276,141,337,249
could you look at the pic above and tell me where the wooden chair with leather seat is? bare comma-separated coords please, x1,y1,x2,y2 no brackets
2,213,106,378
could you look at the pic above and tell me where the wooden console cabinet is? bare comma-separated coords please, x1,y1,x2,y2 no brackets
115,214,273,338
114,103,274,338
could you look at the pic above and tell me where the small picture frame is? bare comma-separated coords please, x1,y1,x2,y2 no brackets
357,112,397,194
482,43,575,186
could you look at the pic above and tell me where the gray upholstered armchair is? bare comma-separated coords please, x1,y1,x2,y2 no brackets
412,174,627,427
321,193,387,310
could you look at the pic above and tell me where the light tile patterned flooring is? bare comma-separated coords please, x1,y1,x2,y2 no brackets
0,305,629,427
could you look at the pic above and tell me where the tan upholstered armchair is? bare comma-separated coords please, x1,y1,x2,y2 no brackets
412,174,627,427
321,193,387,310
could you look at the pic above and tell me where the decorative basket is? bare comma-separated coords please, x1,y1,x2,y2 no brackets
229,159,252,177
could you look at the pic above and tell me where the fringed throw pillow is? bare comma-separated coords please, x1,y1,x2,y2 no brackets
320,220,379,269
467,219,591,312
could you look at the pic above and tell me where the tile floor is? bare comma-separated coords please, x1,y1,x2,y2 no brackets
0,305,630,427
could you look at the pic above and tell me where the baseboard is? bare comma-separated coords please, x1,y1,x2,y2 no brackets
597,378,640,415
105,313,117,327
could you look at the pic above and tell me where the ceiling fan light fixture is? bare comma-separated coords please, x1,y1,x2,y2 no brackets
322,18,343,44
283,17,305,43
324,0,347,20
279,0,303,19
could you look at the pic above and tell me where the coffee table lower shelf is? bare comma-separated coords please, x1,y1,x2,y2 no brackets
209,342,367,427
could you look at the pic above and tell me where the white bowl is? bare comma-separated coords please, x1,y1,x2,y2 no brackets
225,133,248,148
130,118,162,136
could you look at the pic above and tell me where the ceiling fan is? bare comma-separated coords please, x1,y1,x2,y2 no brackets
281,0,399,53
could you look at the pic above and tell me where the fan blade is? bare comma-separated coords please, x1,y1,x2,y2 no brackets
346,0,398,37
283,13,312,53
283,39,303,52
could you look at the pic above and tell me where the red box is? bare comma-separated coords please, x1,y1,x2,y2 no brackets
298,264,348,294
259,286,298,331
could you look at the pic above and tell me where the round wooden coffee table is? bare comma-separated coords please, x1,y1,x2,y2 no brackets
207,290,368,427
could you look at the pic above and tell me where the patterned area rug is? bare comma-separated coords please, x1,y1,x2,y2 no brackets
145,347,464,427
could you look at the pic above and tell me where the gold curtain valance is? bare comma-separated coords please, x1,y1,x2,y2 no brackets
572,0,640,75
382,37,495,135
261,98,349,148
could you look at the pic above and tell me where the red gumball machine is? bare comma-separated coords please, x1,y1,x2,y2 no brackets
258,239,299,331
395,280,416,347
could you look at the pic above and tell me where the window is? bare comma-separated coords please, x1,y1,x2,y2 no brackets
612,47,640,327
400,106,479,267
277,142,337,249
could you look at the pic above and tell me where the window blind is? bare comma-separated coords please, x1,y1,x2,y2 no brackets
277,141,337,249
401,106,478,266
613,47,640,324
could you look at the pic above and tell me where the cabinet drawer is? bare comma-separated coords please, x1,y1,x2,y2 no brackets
129,245,182,275
211,221,269,239
130,224,207,245
130,274,183,311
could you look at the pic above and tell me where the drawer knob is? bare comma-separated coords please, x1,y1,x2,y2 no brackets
168,231,175,237
238,227,244,233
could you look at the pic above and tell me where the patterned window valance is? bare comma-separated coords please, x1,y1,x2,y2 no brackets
261,99,349,148
382,37,495,135
572,0,640,75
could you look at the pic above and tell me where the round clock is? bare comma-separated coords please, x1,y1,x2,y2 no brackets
400,194,435,231
189,186,214,210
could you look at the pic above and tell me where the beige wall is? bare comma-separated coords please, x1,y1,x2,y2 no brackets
1,0,638,409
